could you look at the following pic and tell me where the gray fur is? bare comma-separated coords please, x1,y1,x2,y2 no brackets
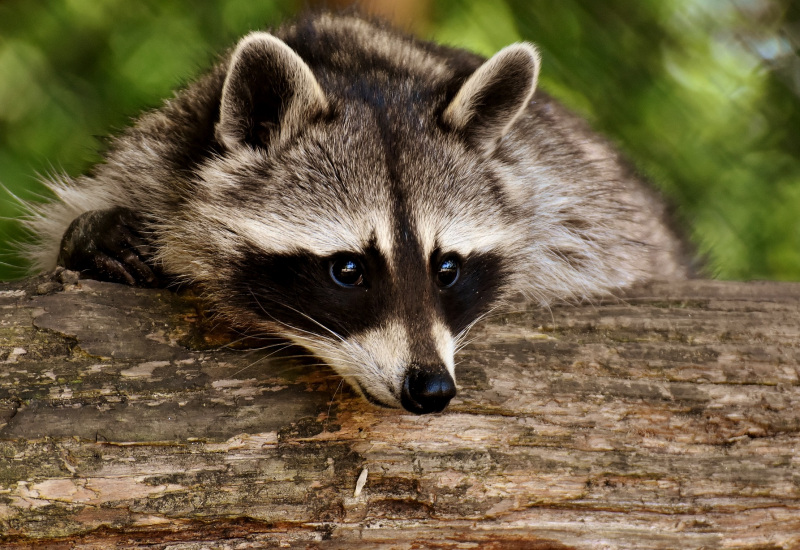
23,13,689,410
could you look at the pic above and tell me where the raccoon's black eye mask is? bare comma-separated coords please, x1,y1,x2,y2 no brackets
231,246,385,336
232,245,507,339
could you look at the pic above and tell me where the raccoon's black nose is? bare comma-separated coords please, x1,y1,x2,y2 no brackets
401,364,457,414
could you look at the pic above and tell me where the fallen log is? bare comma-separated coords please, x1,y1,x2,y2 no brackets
0,275,798,549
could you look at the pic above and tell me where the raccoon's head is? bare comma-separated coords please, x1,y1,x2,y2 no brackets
165,27,540,414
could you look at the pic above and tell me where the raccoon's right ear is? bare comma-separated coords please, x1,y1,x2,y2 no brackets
442,43,540,153
216,32,329,151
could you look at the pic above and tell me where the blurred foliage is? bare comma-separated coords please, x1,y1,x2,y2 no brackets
0,0,799,280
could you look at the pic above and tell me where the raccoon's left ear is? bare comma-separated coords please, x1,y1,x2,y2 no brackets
216,32,329,151
442,43,540,153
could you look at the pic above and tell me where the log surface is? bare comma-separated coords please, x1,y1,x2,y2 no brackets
0,276,798,549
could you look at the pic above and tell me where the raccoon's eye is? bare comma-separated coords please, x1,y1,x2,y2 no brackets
329,257,365,288
436,255,460,288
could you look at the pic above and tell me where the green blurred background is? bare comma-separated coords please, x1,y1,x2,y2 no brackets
0,0,798,280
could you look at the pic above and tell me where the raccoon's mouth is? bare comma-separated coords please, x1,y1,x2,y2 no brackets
351,378,396,409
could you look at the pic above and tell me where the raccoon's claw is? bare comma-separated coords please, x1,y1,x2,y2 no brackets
57,207,163,287
88,251,152,287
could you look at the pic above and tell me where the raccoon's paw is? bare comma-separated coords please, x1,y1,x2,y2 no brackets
57,207,163,287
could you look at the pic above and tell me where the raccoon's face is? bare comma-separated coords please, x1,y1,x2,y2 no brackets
227,219,505,413
167,29,539,413
196,122,517,413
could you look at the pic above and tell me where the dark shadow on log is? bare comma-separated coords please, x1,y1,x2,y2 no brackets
1,275,799,549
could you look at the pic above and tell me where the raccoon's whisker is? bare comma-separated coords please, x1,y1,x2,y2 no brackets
243,292,321,332
222,322,288,345
542,302,556,327
241,327,362,376
204,317,255,340
228,349,359,379
229,343,299,377
243,302,365,377
219,334,287,351
233,340,294,354
231,348,315,376
247,289,341,347
220,322,279,340
249,304,340,347
273,302,347,344
454,335,483,354
453,304,504,350
219,334,296,353
326,378,346,419
455,334,485,354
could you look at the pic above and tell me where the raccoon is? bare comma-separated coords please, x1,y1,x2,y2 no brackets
23,13,689,414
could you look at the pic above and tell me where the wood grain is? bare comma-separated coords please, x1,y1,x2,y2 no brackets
1,275,798,549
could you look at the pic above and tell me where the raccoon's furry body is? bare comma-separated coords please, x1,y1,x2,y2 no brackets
25,13,688,413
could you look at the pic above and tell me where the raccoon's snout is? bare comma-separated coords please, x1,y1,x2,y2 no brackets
400,364,456,414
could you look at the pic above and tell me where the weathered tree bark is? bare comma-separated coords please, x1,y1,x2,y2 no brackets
0,275,798,549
